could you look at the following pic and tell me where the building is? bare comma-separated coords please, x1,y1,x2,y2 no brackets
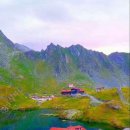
31,95,54,103
50,125,86,130
61,90,71,95
68,83,74,88
71,87,84,94
96,87,105,92
61,87,84,96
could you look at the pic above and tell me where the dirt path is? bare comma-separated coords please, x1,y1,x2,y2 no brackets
82,93,103,105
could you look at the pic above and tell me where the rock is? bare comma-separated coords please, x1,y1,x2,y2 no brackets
61,109,81,120
105,100,121,110
0,107,9,111
90,100,102,106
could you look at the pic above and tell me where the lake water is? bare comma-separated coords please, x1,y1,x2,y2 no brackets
0,109,118,130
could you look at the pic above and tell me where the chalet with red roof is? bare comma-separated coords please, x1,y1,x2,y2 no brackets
61,87,84,96
50,125,86,130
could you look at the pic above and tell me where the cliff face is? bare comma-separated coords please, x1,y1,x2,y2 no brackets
39,44,129,87
109,52,130,75
0,30,16,68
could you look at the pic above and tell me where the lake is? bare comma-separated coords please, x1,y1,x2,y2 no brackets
0,109,118,130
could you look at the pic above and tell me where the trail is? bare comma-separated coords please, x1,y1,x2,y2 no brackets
84,88,129,105
79,87,129,106
82,93,103,104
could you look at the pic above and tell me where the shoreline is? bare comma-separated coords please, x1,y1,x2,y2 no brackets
0,107,125,130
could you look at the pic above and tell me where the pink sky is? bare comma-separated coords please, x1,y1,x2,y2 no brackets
0,0,129,54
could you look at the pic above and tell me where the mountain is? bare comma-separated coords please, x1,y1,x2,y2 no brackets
0,30,14,48
109,52,129,75
0,31,57,94
38,44,129,87
0,30,16,68
14,43,31,52
0,30,129,89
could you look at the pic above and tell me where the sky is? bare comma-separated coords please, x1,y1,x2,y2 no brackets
0,0,129,54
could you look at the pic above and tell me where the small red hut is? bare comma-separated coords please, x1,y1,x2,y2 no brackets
50,125,86,130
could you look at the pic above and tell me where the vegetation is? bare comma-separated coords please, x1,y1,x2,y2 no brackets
0,86,37,110
89,88,120,101
40,95,129,129
0,27,130,129
122,87,130,102
0,85,129,129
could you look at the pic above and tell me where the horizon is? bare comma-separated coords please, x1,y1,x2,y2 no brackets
16,42,129,55
1,29,129,55
0,0,129,54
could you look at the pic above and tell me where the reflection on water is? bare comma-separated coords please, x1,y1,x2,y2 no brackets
0,109,117,130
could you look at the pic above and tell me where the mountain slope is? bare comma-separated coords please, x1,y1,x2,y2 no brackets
0,31,58,94
14,43,31,52
0,30,16,68
109,52,130,75
38,44,129,87
0,30,129,88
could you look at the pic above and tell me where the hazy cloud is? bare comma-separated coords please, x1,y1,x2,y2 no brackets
0,0,129,54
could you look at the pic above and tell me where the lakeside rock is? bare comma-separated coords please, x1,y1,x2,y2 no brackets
59,109,82,120
105,100,121,110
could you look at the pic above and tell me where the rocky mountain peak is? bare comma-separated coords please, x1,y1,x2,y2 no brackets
46,43,63,51
0,31,129,87
46,43,56,50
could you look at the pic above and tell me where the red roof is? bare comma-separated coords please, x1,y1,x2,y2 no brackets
61,88,84,93
79,89,84,92
68,125,86,130
50,125,86,130
61,90,71,93
50,128,67,130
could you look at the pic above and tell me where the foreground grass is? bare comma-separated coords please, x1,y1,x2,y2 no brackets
40,87,130,129
40,96,90,110
41,96,129,129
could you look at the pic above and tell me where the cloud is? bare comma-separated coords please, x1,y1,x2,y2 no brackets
0,0,129,54
96,42,129,55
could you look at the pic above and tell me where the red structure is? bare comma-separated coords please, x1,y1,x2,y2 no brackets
61,90,71,95
61,87,84,95
50,125,86,130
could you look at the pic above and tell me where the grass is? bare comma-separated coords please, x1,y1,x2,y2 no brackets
41,96,90,110
89,88,120,101
41,87,130,128
121,87,130,103
0,86,18,108
0,86,37,110
0,85,129,128
41,97,129,128
84,100,129,127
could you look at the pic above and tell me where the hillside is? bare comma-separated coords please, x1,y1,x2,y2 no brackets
0,31,58,94
0,30,130,90
39,44,129,87
0,30,130,129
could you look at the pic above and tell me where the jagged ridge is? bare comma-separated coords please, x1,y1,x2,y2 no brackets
0,30,129,88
